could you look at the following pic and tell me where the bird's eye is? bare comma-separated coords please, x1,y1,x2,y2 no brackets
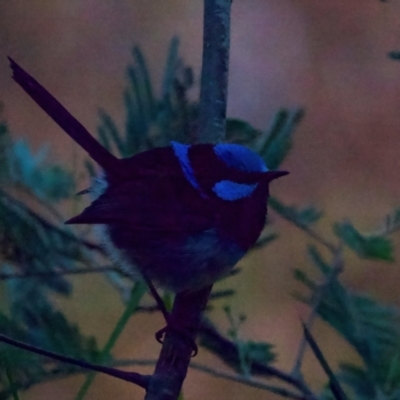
213,180,258,201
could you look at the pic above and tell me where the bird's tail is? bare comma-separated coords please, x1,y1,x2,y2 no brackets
8,57,119,174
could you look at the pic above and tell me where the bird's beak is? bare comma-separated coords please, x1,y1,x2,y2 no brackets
263,170,289,182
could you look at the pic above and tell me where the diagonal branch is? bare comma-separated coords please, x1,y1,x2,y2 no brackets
190,362,312,400
0,333,150,389
198,318,318,399
291,245,344,377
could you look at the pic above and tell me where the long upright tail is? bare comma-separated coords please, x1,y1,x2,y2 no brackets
8,57,119,174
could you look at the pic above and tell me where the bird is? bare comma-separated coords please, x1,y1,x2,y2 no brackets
8,57,288,294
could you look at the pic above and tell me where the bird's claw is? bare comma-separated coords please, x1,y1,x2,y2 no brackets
155,325,198,357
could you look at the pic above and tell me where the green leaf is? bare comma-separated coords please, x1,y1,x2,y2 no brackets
293,268,317,290
251,232,278,251
269,197,322,227
0,113,10,180
307,245,331,275
338,363,377,400
388,51,400,61
5,283,100,360
242,341,276,366
132,46,156,122
97,125,111,151
123,88,141,154
225,119,262,146
126,66,148,140
84,159,96,178
198,319,277,376
382,208,400,235
162,36,180,98
2,355,21,400
297,263,400,396
75,282,147,400
258,109,304,169
334,221,394,261
0,185,94,295
98,109,125,155
5,140,75,201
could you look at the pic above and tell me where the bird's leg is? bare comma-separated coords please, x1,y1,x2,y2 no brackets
143,275,171,322
141,274,198,356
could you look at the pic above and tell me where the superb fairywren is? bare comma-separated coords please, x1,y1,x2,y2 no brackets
9,58,288,293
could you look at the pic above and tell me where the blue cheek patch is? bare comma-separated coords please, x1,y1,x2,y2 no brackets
171,141,207,197
213,180,258,201
214,144,268,172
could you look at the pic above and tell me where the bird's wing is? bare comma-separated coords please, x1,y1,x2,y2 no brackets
66,169,215,235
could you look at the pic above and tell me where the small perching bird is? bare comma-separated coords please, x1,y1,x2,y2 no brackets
8,57,288,294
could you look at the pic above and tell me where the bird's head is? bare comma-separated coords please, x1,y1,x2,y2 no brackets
171,141,288,203
168,141,288,251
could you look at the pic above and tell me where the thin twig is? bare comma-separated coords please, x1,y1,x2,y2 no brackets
198,318,317,399
190,362,314,400
16,185,66,223
0,359,157,399
0,333,150,389
291,245,344,377
302,325,348,400
296,224,338,254
0,186,105,254
269,198,338,254
0,265,117,280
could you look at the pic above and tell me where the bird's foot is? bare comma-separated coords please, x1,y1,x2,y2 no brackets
144,278,198,356
155,322,198,357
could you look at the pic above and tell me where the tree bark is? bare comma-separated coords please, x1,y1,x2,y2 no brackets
144,286,213,400
197,0,232,144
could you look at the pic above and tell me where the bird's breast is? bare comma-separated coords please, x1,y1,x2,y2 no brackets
98,223,244,292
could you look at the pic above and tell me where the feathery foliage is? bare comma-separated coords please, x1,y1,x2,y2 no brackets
0,108,102,399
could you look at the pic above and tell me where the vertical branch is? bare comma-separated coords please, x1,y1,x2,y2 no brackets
197,0,232,144
144,287,213,400
145,1,232,399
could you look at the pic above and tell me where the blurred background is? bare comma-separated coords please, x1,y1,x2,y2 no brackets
1,0,400,399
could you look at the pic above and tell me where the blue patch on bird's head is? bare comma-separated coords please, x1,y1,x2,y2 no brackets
214,144,268,173
213,180,258,201
171,141,207,197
